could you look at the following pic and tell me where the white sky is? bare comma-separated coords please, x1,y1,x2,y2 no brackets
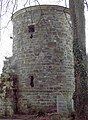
0,0,88,74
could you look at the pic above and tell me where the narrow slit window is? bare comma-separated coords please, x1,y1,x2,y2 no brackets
30,76,34,87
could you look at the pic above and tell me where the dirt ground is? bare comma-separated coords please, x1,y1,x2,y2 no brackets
0,113,75,120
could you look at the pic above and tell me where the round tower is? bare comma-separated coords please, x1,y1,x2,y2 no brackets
12,5,75,114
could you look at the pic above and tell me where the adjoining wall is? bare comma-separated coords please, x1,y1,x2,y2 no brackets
2,5,75,114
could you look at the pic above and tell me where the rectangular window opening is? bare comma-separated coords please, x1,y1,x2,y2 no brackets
28,25,35,33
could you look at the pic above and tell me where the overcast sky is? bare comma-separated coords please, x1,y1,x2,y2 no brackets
0,0,88,74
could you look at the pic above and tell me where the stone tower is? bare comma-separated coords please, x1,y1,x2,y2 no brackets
2,5,75,114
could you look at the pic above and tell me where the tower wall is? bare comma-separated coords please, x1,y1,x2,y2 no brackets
12,5,75,113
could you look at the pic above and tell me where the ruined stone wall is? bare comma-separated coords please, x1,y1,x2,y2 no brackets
11,5,75,114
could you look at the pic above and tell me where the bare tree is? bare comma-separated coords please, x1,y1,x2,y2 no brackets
69,0,88,120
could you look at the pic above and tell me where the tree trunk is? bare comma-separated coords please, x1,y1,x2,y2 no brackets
69,0,88,120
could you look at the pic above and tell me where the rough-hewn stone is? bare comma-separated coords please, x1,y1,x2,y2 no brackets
2,5,75,115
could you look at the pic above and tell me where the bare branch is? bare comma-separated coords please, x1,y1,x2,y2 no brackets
5,0,11,13
65,0,67,7
12,0,18,14
84,0,88,10
1,19,11,31
58,0,64,4
23,0,29,7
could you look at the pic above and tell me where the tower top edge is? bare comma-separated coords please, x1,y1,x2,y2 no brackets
12,5,69,20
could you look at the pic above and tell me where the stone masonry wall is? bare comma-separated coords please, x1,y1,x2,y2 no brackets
11,5,75,114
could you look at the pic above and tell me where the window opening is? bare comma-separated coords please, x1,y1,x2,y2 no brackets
28,25,35,33
30,34,33,39
28,25,35,39
30,76,34,87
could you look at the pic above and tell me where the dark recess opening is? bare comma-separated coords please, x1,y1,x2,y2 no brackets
30,76,34,87
11,74,18,114
30,34,33,39
28,25,35,39
28,25,35,33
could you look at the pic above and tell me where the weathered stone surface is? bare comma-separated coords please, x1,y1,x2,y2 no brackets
1,5,75,115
